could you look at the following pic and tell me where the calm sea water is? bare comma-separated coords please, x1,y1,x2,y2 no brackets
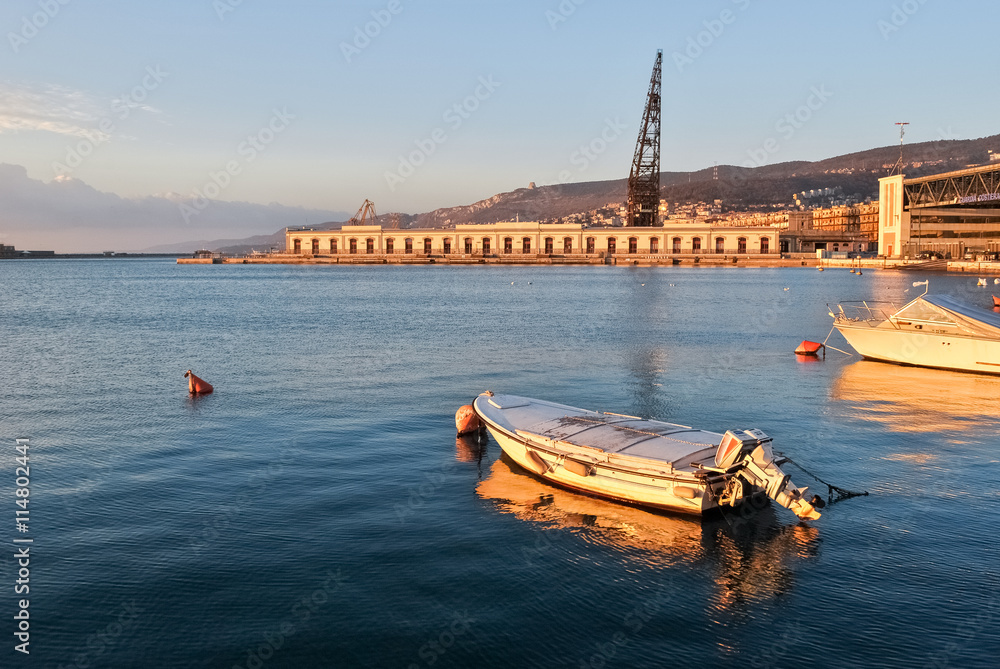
1,259,998,668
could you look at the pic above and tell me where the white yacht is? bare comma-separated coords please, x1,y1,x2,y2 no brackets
831,282,1000,375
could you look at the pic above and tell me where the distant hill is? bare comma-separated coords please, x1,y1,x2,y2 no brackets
142,231,286,255
410,133,1000,225
162,133,1000,253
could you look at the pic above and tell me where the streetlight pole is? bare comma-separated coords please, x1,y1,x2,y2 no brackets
895,122,913,255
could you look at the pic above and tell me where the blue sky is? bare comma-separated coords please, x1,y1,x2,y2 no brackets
2,0,999,221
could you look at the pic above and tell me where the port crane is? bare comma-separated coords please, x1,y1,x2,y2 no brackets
346,200,401,228
626,50,662,227
347,199,380,226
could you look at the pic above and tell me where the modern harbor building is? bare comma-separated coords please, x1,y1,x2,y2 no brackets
880,162,1000,259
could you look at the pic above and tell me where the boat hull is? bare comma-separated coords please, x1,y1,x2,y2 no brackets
483,422,714,516
835,322,1000,375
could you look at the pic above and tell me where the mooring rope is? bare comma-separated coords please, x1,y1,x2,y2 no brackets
820,324,854,356
775,451,869,502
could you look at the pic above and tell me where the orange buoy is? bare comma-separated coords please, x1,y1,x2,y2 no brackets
795,340,825,356
184,370,214,394
455,404,480,436
993,295,1000,307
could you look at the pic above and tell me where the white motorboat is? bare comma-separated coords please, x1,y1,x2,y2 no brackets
831,281,1000,375
472,392,822,521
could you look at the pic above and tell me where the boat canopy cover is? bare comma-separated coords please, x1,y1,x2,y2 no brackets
893,295,1000,338
476,394,722,466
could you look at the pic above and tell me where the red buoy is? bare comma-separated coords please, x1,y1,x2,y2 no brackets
455,404,480,436
184,370,214,394
795,340,825,356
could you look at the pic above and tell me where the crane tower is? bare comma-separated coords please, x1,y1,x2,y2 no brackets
626,50,662,227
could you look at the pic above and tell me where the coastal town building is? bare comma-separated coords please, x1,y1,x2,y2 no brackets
723,204,880,255
879,163,1000,259
284,200,892,261
285,220,779,260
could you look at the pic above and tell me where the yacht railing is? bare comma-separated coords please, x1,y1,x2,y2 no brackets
831,301,899,325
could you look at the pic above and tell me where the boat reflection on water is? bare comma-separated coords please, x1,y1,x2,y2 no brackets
477,455,704,558
455,433,489,480
476,455,819,609
831,359,1000,434
454,433,487,464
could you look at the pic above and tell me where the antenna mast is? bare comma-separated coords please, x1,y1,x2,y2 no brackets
891,122,909,176
627,50,662,227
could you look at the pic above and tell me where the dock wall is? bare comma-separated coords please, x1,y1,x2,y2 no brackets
177,254,1000,273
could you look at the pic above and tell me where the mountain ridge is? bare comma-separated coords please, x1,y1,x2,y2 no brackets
152,133,1000,253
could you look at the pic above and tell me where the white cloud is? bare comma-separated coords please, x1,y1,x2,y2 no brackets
0,163,349,253
0,81,108,140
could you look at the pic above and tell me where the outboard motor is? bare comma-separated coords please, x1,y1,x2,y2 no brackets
716,429,821,521
715,429,769,468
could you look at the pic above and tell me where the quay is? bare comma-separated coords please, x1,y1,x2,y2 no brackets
178,253,799,267
175,253,1000,273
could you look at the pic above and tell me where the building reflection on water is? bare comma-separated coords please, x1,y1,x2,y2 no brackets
831,360,1000,434
475,455,819,611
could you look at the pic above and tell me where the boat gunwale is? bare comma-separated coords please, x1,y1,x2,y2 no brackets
833,314,1000,342
834,319,1000,342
